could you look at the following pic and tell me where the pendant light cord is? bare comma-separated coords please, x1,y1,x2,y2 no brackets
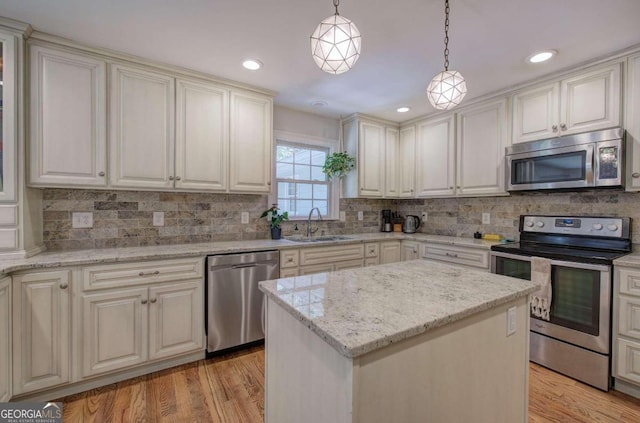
443,0,450,71
334,0,340,15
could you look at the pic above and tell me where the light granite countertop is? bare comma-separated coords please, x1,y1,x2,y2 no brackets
259,260,538,359
614,251,640,268
0,233,501,274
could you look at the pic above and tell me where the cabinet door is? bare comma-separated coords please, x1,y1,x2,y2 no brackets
399,126,416,197
29,45,107,187
82,287,148,377
511,82,559,144
12,270,70,394
401,241,420,261
457,98,508,196
299,263,334,275
626,53,640,191
615,338,640,385
384,127,399,197
561,63,621,135
415,115,455,197
109,64,175,189
229,90,272,193
0,31,18,202
379,241,402,264
0,277,10,402
334,259,364,271
358,121,385,197
175,78,228,191
148,281,204,360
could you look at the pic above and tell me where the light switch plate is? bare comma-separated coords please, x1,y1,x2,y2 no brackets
507,306,517,336
72,212,93,228
422,212,428,223
482,213,491,225
241,212,249,224
357,211,363,221
339,211,346,222
153,212,165,226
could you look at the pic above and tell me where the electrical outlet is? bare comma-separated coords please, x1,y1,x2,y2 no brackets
72,212,93,228
153,212,164,226
357,211,363,221
241,212,249,224
422,212,428,223
339,211,346,222
482,212,491,225
507,306,517,336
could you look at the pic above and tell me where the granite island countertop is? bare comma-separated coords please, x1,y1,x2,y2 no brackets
0,233,502,274
259,259,538,359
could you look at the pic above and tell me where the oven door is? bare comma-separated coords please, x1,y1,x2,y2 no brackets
491,251,611,354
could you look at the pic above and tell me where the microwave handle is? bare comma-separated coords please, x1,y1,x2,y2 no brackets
586,143,595,185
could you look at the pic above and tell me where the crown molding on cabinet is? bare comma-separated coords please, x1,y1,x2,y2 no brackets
0,16,32,38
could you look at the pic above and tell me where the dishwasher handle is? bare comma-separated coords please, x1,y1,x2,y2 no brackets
231,263,258,269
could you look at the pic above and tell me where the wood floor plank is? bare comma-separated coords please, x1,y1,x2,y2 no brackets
60,346,640,423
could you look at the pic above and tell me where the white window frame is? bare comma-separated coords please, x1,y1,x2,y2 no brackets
270,130,340,220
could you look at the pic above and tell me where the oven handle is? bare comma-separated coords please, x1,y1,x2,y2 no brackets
490,251,610,272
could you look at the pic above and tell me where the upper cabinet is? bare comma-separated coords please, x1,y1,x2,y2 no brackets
512,62,621,144
384,127,400,197
29,44,107,187
626,53,640,192
0,29,19,202
398,126,415,197
415,115,455,197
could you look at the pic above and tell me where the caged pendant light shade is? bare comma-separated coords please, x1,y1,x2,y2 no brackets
427,0,467,110
310,0,361,75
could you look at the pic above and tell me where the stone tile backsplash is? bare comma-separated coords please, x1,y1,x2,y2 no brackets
41,189,640,251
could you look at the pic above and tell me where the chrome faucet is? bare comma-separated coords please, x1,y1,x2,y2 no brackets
307,207,322,237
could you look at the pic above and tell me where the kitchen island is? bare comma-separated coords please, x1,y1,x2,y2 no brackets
259,260,538,423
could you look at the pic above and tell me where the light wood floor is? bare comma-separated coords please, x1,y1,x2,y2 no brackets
58,345,640,422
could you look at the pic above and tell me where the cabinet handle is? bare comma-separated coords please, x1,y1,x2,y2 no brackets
445,252,458,258
175,176,181,181
150,298,157,304
267,181,271,186
410,189,414,192
59,283,68,289
552,125,558,132
560,123,567,131
141,299,148,305
169,176,174,181
98,171,105,177
287,257,293,262
138,270,160,276
456,186,460,189
632,172,640,179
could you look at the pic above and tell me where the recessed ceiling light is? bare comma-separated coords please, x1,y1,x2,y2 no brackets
527,50,557,64
242,59,262,70
397,106,411,113
310,100,328,108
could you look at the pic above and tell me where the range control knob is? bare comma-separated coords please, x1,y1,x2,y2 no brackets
607,224,619,232
592,223,603,230
525,221,534,228
536,221,545,228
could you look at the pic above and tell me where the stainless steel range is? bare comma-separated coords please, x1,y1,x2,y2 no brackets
490,215,632,391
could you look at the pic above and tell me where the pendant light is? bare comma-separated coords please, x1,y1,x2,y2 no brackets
427,0,467,110
310,0,361,75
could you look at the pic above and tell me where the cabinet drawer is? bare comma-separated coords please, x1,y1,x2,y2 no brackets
82,257,204,290
615,338,640,385
299,263,334,276
299,244,364,267
334,259,364,271
619,295,640,339
365,257,379,267
280,268,299,278
619,268,640,297
422,244,489,269
280,250,299,268
364,242,379,258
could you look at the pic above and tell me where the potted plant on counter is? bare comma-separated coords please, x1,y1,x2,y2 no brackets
322,151,356,180
260,204,289,240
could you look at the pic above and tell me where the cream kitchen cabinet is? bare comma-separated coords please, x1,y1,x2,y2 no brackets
229,90,273,193
379,240,401,264
422,243,489,270
456,97,509,196
12,270,71,395
415,115,455,197
364,242,380,266
398,126,416,197
281,244,365,275
626,53,640,191
613,266,640,396
28,44,107,187
0,27,19,203
0,276,11,402
401,240,421,261
109,63,175,189
80,258,204,378
512,62,621,144
342,115,399,198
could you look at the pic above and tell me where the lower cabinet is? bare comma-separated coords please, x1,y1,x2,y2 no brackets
0,276,11,402
379,241,401,264
613,266,640,395
12,270,71,395
401,241,421,261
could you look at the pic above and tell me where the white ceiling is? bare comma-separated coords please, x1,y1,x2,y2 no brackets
1,0,640,122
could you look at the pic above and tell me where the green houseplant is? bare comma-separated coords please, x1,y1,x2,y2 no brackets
260,204,289,240
322,151,356,180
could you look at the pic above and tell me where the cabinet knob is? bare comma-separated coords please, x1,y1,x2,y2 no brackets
560,123,567,131
449,186,453,190
175,176,181,181
169,176,174,181
150,298,157,304
267,181,271,186
632,172,640,179
456,186,460,189
98,171,105,177
59,283,68,290
141,299,148,305
287,257,293,262
552,125,558,132
410,189,413,192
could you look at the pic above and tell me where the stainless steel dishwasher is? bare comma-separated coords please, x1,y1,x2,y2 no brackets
206,250,279,355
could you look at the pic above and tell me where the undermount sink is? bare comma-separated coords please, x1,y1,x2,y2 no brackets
287,236,352,243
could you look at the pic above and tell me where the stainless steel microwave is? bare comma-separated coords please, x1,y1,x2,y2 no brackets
505,127,624,191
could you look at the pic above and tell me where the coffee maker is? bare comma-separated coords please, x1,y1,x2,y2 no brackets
381,210,392,232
